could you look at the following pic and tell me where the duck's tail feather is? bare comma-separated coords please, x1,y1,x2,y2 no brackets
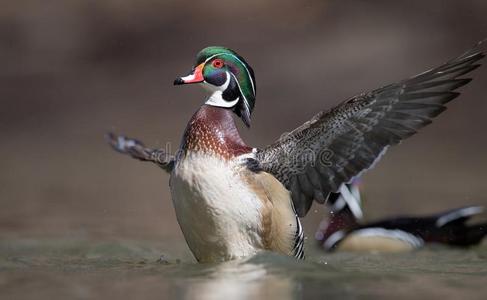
431,206,486,246
435,206,484,227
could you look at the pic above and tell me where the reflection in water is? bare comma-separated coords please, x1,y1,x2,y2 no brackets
182,257,299,300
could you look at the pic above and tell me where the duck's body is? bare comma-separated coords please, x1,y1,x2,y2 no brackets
108,43,484,262
317,182,487,252
170,105,303,262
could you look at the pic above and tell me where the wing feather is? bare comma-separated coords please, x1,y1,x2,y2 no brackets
256,43,485,217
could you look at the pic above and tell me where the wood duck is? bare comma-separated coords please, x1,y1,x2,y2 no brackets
107,43,485,262
316,181,487,252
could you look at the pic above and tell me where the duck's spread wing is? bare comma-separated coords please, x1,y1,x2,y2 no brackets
256,44,485,217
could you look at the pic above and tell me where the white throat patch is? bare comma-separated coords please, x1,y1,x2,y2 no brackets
204,71,239,108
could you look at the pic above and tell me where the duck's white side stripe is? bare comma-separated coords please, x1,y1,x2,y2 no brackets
331,197,346,212
339,184,364,220
323,230,347,250
435,206,484,228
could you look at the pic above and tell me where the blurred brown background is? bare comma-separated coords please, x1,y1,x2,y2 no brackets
1,0,486,247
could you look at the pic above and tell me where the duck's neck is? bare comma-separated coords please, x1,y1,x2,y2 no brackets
181,105,252,159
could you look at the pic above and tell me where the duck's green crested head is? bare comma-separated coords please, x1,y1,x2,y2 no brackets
174,46,256,127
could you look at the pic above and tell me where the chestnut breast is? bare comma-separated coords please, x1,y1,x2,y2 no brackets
180,105,252,159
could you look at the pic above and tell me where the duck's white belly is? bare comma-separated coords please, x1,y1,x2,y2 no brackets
170,152,264,262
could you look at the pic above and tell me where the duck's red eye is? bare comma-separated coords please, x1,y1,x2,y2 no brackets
212,59,224,68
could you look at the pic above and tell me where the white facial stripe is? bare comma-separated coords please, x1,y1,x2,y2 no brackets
204,52,255,95
230,72,251,115
226,53,255,95
205,72,239,108
203,53,221,63
206,96,239,108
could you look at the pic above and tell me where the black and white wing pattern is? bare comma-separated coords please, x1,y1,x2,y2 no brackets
256,44,485,217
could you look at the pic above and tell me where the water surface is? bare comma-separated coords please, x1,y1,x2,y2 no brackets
1,239,486,299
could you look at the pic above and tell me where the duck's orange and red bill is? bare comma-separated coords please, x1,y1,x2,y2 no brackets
174,63,205,85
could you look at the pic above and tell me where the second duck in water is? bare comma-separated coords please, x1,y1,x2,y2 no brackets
316,181,487,252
